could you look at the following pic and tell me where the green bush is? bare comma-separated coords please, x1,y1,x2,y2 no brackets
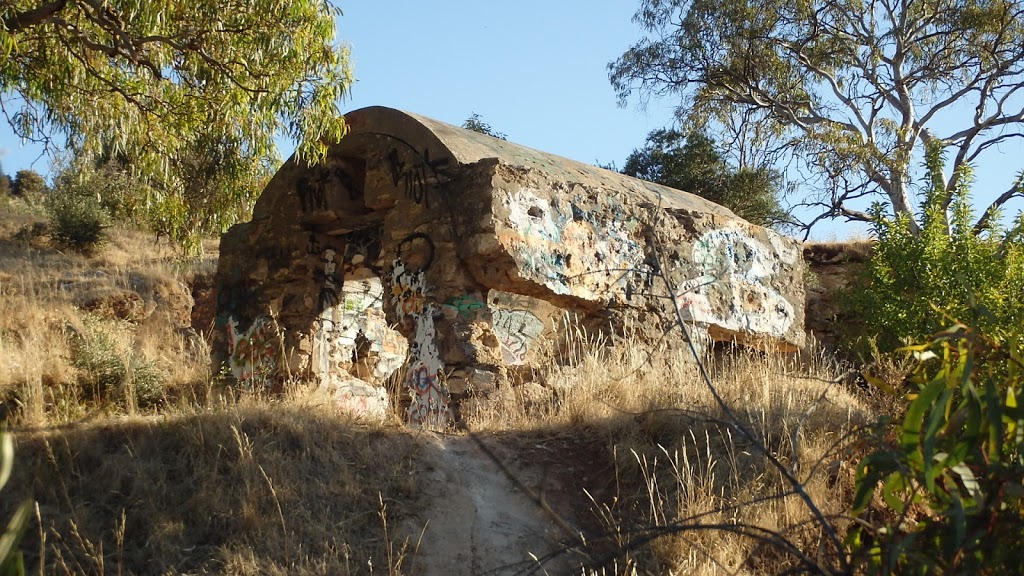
843,150,1024,355
72,320,127,403
850,323,1024,573
11,222,49,246
130,361,166,411
71,319,165,410
11,170,47,205
45,187,110,254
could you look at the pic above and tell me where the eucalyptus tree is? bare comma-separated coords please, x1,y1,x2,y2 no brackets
1,0,352,249
610,0,1024,234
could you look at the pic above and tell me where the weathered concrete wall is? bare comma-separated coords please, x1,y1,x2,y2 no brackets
213,106,806,428
803,241,872,351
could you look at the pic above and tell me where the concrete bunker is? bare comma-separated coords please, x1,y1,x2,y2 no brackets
212,106,806,428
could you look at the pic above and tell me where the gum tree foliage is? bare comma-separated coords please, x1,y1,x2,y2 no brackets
0,0,352,251
620,128,792,228
610,0,1024,235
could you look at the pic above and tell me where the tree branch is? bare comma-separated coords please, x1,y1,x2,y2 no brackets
2,0,69,32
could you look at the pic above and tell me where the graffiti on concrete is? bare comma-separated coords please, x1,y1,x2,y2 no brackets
309,228,407,387
226,316,277,383
442,294,488,320
387,147,449,209
488,290,546,365
342,227,384,275
501,187,645,300
677,222,797,339
296,164,360,212
388,234,450,428
314,276,408,384
403,312,448,428
333,377,390,420
389,233,434,320
314,246,342,311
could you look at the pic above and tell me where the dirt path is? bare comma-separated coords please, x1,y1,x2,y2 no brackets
402,433,583,576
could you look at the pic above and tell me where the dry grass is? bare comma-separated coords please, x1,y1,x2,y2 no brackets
0,205,426,575
0,203,877,575
802,240,874,264
3,397,422,575
468,330,873,574
0,205,214,424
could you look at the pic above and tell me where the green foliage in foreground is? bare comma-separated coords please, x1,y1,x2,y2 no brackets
851,324,1024,574
0,430,30,576
72,317,165,411
844,149,1024,354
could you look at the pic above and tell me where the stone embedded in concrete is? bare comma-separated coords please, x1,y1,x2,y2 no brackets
309,375,390,421
212,106,806,427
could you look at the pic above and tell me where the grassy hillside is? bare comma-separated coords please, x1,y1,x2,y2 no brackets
0,199,874,574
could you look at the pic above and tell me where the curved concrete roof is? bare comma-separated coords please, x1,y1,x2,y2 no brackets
340,106,737,218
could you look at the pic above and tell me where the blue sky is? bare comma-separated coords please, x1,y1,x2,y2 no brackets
2,1,1022,239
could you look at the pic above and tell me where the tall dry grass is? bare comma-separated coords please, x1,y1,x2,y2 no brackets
3,397,422,575
0,206,213,424
0,206,428,575
468,327,872,574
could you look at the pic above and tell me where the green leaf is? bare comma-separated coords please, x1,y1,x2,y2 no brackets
950,462,983,502
0,434,12,489
854,451,904,512
883,472,910,513
0,502,30,575
902,377,947,462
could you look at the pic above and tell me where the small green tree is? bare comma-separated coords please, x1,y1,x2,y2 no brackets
620,129,792,229
844,145,1024,354
11,170,47,203
462,113,507,140
45,165,113,254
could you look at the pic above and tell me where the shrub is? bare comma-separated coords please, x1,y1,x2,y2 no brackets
71,318,165,410
843,149,1024,355
850,323,1024,573
72,320,127,403
11,170,47,204
11,222,49,246
45,187,110,254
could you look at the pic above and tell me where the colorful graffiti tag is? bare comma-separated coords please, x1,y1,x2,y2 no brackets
388,239,450,428
500,187,645,300
677,222,797,339
314,275,408,384
308,231,408,385
402,301,449,428
488,291,546,365
226,316,277,383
